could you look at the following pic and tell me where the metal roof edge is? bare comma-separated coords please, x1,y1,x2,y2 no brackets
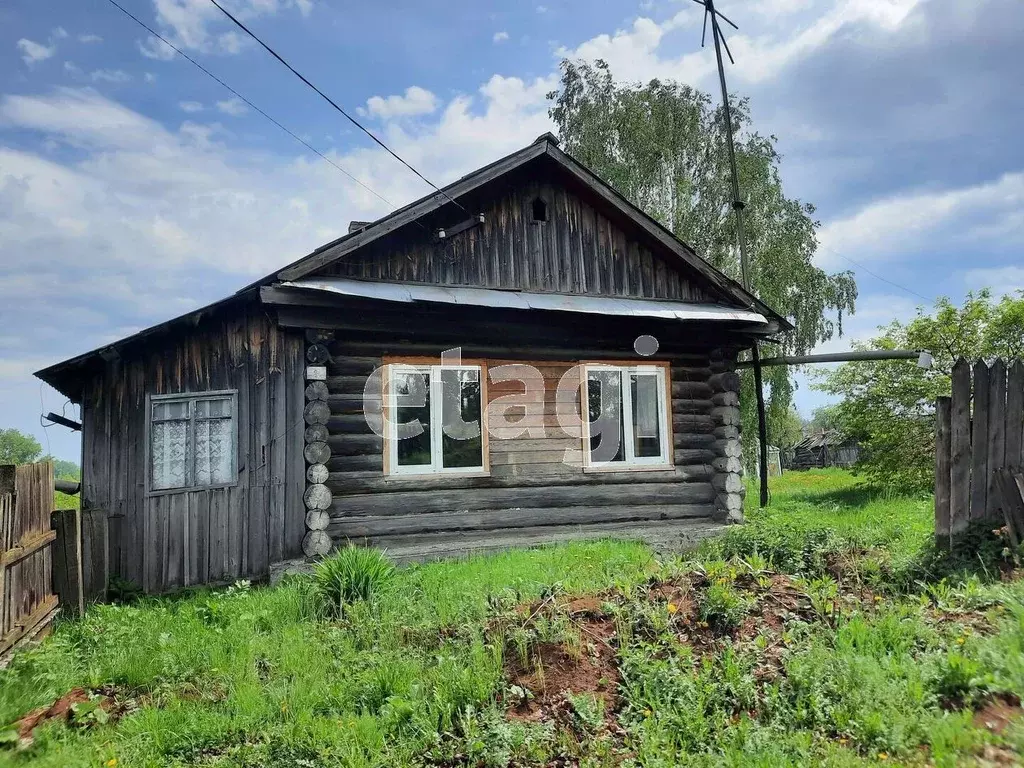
276,277,771,325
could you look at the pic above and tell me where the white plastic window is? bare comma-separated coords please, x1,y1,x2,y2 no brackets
583,365,670,468
386,365,484,475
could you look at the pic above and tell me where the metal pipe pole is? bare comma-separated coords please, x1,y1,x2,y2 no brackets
706,0,769,507
736,349,927,369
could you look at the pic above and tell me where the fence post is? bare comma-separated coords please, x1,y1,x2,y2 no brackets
950,359,972,537
987,359,1007,521
970,361,990,521
1008,361,1024,471
935,396,952,548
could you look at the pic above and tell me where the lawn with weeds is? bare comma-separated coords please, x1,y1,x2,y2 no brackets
3,469,1024,766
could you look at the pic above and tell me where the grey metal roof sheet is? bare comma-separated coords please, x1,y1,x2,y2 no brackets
281,277,770,324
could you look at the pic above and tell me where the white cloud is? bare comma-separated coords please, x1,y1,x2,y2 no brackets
553,0,927,92
364,86,439,120
963,266,1024,297
555,13,713,85
17,38,56,66
179,100,205,113
537,5,548,12
493,31,509,42
79,34,103,44
215,97,248,116
138,36,176,61
817,172,1024,267
141,0,314,57
90,69,132,84
16,26,75,66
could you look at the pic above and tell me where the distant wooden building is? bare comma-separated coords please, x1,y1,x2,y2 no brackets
786,431,859,470
36,134,788,593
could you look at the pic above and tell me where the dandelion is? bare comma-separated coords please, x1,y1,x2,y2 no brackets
873,596,882,602
106,760,118,768
643,708,652,717
957,637,966,645
878,752,888,761
667,602,679,614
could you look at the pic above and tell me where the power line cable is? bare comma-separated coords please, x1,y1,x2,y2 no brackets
103,0,397,211
207,0,469,214
817,243,934,304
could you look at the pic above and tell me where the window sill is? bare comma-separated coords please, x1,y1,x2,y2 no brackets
583,463,675,474
146,481,239,498
385,471,491,481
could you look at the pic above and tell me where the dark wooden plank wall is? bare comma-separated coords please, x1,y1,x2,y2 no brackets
321,340,723,550
80,304,306,594
316,174,714,303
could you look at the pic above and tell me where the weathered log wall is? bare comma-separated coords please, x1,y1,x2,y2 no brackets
305,329,741,557
80,302,306,593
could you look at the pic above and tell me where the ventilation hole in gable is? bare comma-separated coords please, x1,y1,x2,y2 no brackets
531,197,548,223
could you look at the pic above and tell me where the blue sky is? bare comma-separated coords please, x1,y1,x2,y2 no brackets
2,0,1022,461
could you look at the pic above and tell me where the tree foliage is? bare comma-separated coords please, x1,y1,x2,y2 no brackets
0,428,43,465
773,407,805,449
547,59,858,452
814,291,1024,491
806,405,842,433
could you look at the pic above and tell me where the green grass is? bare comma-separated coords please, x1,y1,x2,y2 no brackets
2,470,1023,767
52,491,78,511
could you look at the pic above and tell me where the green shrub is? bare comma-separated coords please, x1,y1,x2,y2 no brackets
697,582,749,630
314,546,395,616
928,651,989,706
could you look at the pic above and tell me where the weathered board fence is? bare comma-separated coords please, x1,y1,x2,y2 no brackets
0,463,58,661
51,507,107,616
935,359,1024,546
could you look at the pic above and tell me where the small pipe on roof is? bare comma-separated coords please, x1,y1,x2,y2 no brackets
737,349,933,369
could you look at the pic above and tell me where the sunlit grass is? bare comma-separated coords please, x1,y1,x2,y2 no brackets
2,470,1022,767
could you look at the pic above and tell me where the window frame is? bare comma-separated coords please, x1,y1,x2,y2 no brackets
145,389,239,496
581,363,673,472
384,363,489,478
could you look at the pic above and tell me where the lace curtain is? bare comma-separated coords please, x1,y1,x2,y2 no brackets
194,416,233,486
151,419,189,490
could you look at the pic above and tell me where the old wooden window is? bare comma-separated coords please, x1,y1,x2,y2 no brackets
386,365,485,475
148,391,238,493
582,365,671,469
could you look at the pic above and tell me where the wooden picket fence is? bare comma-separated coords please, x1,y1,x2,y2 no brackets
0,463,59,661
935,359,1024,546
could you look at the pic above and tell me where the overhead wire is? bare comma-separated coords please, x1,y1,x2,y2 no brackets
103,0,397,211
206,0,469,214
816,243,934,304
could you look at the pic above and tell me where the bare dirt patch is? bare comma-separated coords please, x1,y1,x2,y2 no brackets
12,685,126,746
974,694,1023,734
505,614,619,724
